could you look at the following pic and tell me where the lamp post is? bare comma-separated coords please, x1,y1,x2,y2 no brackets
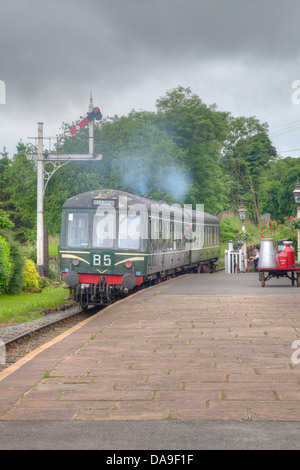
238,202,247,271
238,202,247,231
293,178,300,262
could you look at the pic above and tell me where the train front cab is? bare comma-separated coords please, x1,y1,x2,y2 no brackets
59,203,148,308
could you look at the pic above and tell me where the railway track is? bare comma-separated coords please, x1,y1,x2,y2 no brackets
0,276,178,370
0,308,97,371
3,309,91,346
0,276,174,371
0,270,222,372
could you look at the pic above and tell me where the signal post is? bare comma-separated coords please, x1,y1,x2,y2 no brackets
27,96,102,276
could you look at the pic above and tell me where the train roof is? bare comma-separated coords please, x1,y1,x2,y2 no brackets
63,189,219,224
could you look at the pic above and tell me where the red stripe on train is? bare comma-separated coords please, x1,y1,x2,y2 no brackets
63,273,144,286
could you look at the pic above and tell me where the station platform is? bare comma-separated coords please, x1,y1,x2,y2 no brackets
0,272,300,448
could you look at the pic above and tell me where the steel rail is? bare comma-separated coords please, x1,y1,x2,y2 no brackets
3,310,86,347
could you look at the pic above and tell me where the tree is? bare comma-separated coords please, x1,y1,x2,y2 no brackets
259,157,300,220
54,109,190,214
5,143,37,240
155,86,230,214
233,133,277,222
98,110,189,201
0,209,14,230
0,147,10,208
221,116,277,222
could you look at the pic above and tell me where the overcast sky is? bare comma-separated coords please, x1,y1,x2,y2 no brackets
1,0,300,158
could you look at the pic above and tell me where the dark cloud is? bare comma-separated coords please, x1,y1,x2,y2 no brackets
1,0,300,156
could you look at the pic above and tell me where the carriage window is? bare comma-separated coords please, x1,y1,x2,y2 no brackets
67,213,88,247
197,223,204,248
162,219,170,241
118,215,141,249
93,212,115,248
150,218,160,240
174,221,182,240
204,226,208,247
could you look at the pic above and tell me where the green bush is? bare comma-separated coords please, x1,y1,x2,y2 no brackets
22,243,37,264
23,258,39,291
0,231,26,295
38,276,51,289
8,238,26,294
0,235,12,293
220,217,240,242
258,217,298,253
0,210,14,230
48,260,59,281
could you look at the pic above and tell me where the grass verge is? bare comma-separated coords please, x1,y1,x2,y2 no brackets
49,235,59,257
0,285,71,326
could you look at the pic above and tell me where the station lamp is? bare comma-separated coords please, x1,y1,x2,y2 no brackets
293,179,300,205
238,202,247,223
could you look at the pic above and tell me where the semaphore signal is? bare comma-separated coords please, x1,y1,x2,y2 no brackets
70,106,102,135
27,94,103,276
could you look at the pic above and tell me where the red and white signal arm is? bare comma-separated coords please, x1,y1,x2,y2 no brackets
70,116,89,135
70,107,102,135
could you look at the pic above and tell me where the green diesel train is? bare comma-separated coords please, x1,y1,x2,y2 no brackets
59,189,220,309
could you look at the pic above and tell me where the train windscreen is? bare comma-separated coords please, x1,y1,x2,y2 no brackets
67,213,89,247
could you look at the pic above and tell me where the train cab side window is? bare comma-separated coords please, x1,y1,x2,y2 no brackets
67,213,89,247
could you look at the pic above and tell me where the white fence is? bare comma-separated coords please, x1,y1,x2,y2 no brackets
225,241,243,274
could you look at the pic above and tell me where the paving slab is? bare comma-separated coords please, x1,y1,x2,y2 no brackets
0,273,300,427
